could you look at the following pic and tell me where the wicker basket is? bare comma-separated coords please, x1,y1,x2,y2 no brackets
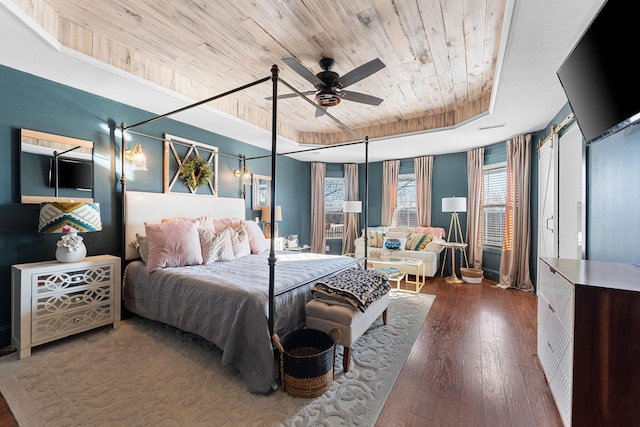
460,267,483,284
273,327,341,398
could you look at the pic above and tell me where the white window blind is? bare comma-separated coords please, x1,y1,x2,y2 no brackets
324,177,344,239
482,165,507,247
393,174,418,227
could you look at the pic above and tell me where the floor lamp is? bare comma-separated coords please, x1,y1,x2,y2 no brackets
442,197,468,283
442,197,466,244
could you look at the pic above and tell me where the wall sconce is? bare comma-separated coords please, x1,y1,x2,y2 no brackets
125,143,147,171
234,156,251,198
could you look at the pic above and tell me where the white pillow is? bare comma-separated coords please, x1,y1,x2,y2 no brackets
383,236,406,251
230,224,251,259
198,228,235,264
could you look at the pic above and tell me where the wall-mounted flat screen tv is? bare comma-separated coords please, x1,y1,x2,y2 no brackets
49,158,93,191
557,1,640,144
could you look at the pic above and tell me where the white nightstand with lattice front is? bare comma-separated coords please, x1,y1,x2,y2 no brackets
11,255,121,359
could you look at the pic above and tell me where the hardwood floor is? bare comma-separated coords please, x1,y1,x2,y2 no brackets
376,277,562,427
0,277,561,427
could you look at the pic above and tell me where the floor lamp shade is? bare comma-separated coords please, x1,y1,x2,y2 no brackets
343,201,362,213
442,197,467,213
38,202,102,262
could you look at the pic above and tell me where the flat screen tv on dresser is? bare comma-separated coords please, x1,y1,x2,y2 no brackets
557,0,640,144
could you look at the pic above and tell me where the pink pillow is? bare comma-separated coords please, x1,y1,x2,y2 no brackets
161,215,215,232
212,217,243,233
145,221,203,273
242,220,269,254
414,226,445,239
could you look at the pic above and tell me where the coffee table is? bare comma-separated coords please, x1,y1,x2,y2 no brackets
367,257,425,293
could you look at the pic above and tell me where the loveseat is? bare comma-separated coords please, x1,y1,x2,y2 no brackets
354,226,446,278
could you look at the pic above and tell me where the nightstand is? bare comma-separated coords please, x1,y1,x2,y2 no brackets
11,255,121,359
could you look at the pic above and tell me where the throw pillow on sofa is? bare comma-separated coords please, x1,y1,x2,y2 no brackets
383,236,406,250
368,230,384,248
406,233,433,251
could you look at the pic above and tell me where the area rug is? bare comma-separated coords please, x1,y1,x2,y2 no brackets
0,291,434,427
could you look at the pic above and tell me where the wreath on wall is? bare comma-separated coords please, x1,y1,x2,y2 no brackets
180,155,213,189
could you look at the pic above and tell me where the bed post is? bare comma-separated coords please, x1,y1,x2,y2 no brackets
268,64,279,337
120,122,128,265
364,136,369,269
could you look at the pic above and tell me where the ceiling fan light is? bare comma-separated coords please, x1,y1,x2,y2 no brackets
315,93,341,107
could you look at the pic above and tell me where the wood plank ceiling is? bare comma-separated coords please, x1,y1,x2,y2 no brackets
14,0,507,145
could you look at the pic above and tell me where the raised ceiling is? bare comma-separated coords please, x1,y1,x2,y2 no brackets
13,0,505,145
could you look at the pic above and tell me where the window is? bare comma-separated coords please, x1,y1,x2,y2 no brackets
481,163,507,247
324,177,344,239
393,174,418,227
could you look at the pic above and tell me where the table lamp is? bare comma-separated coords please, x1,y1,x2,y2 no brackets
261,205,282,238
38,202,102,262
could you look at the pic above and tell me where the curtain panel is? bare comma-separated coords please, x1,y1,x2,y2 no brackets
381,160,399,226
414,156,434,226
498,135,533,291
310,162,326,254
466,148,484,269
342,164,358,254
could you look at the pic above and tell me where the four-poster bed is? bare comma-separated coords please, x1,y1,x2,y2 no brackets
118,65,370,393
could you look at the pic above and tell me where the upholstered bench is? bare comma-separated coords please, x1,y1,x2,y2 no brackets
305,293,389,372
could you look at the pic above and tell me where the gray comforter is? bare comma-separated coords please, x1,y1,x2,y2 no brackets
123,251,357,393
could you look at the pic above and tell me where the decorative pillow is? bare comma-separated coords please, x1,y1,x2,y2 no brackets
405,233,433,251
230,224,251,259
383,236,406,251
367,231,384,248
144,221,203,273
414,226,446,239
161,215,215,232
212,217,243,233
387,227,413,237
242,220,269,254
198,228,235,264
135,233,149,263
385,230,410,239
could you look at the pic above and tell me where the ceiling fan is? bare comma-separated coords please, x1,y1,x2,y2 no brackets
271,57,386,116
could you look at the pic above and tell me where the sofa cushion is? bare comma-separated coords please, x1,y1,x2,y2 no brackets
386,227,413,237
406,233,433,251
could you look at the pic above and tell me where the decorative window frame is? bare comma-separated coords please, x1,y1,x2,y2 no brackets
163,134,218,195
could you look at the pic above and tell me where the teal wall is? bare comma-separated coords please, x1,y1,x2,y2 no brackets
4,60,637,348
0,65,311,346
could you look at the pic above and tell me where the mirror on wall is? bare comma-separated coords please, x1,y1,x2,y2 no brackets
252,174,271,210
20,129,94,204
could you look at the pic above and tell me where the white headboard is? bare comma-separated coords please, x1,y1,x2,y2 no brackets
124,191,245,260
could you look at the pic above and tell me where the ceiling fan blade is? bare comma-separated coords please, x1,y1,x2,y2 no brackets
265,90,316,101
282,58,324,87
315,107,326,118
339,90,384,106
338,58,386,88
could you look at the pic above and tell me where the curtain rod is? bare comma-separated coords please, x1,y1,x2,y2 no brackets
537,112,575,149
122,129,243,161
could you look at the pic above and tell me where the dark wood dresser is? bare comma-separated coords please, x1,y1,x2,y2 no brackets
538,257,640,426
